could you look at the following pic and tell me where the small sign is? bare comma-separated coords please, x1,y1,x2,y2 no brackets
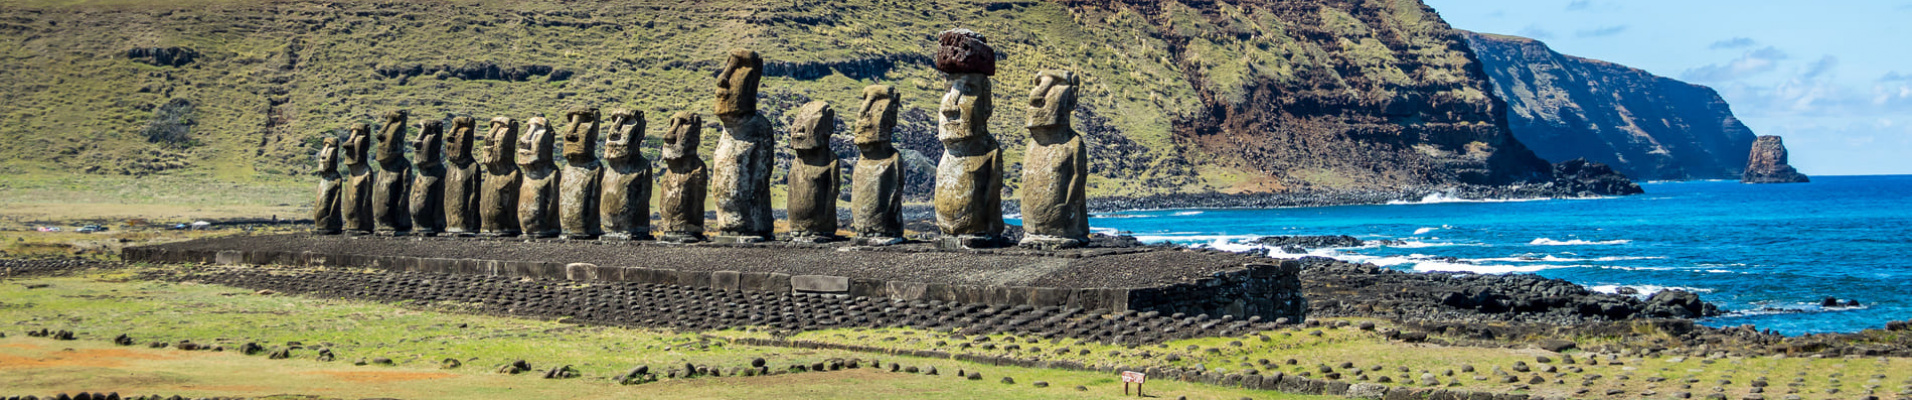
1121,371,1146,383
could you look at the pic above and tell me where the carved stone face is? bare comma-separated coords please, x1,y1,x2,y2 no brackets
482,117,518,168
343,123,372,166
518,116,553,166
790,101,834,151
938,73,992,144
714,48,763,118
376,110,409,163
413,120,444,166
854,85,899,147
318,137,340,174
661,111,703,161
447,116,476,163
604,108,643,161
1026,70,1078,129
561,107,600,163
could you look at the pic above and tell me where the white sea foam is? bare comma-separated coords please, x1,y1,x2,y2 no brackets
1408,261,1563,274
1387,240,1490,249
1386,193,1553,205
1171,210,1205,216
1588,284,1715,298
1528,238,1632,246
1412,226,1442,235
1466,255,1665,263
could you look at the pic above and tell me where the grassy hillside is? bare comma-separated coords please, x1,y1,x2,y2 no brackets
0,0,1548,208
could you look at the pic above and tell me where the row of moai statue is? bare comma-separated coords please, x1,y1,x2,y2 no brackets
313,29,1089,248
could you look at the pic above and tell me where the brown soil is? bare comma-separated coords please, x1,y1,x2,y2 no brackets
0,348,178,369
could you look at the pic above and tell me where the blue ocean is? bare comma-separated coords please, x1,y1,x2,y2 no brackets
1076,175,1912,335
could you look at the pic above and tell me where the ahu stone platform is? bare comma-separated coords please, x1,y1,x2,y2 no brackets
125,234,1307,322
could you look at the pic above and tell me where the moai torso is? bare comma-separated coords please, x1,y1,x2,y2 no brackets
443,116,483,234
851,85,905,244
340,123,374,233
314,137,344,234
600,108,653,240
478,117,523,236
558,107,604,239
409,119,447,236
710,49,775,242
516,116,562,238
786,101,840,241
1019,70,1090,248
371,110,413,234
931,29,1005,246
657,112,708,243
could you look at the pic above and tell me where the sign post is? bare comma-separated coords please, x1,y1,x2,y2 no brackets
1121,371,1146,396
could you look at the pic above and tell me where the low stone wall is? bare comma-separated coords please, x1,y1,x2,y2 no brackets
123,244,1306,322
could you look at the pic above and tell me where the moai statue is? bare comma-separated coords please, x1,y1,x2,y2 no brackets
1019,70,1090,249
786,101,840,243
313,136,344,235
516,116,562,238
372,110,414,235
851,85,905,246
443,116,483,235
409,119,447,236
559,107,604,239
340,123,374,234
478,117,523,236
600,108,653,240
931,29,1006,249
710,48,775,243
657,111,708,243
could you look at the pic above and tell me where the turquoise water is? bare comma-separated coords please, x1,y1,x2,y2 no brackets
1070,175,1912,335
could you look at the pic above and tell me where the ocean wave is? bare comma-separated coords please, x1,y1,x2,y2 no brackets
1588,284,1714,297
1385,193,1552,205
1412,226,1446,235
1528,238,1632,246
1407,261,1564,274
1170,210,1204,216
1467,255,1665,263
1387,240,1490,249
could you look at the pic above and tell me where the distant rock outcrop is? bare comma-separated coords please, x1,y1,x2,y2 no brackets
1463,32,1756,181
125,47,197,67
1741,135,1810,184
1549,158,1643,196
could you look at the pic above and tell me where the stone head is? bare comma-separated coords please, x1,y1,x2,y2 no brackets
413,119,444,166
343,123,372,166
447,116,477,163
1026,70,1078,129
604,108,644,161
562,107,600,163
517,116,554,166
375,110,409,163
934,28,995,75
714,48,763,118
854,85,899,147
661,111,703,161
482,117,518,168
317,136,340,174
938,73,992,144
790,101,834,151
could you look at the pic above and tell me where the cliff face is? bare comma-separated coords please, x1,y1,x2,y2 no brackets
1462,32,1757,181
0,0,1552,195
1741,135,1809,184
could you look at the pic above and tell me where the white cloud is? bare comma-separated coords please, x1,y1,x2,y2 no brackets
1681,46,1788,82
1708,37,1757,50
1574,25,1628,38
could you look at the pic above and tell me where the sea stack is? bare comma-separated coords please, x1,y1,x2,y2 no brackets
1741,135,1809,184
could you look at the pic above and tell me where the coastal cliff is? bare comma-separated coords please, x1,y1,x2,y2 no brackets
1461,32,1757,181
1741,135,1810,183
0,0,1560,198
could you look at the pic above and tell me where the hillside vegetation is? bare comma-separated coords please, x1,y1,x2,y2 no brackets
0,0,1550,203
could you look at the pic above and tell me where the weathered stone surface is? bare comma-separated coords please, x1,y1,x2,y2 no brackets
933,60,1006,246
517,116,562,238
372,110,414,234
409,119,447,236
443,116,482,234
340,123,375,233
791,275,850,293
479,117,522,236
313,137,344,234
786,100,840,241
1018,69,1088,249
1741,135,1809,184
710,48,774,242
934,28,995,75
658,112,708,243
599,108,652,240
559,107,603,239
851,84,905,245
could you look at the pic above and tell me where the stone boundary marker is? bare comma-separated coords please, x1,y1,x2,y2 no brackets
123,246,1306,322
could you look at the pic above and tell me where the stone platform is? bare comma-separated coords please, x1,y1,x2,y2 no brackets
126,234,1306,322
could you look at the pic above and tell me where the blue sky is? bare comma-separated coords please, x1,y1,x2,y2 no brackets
1423,0,1912,176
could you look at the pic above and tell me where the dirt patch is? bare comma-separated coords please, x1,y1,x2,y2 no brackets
0,343,42,349
0,348,179,369
306,370,456,383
